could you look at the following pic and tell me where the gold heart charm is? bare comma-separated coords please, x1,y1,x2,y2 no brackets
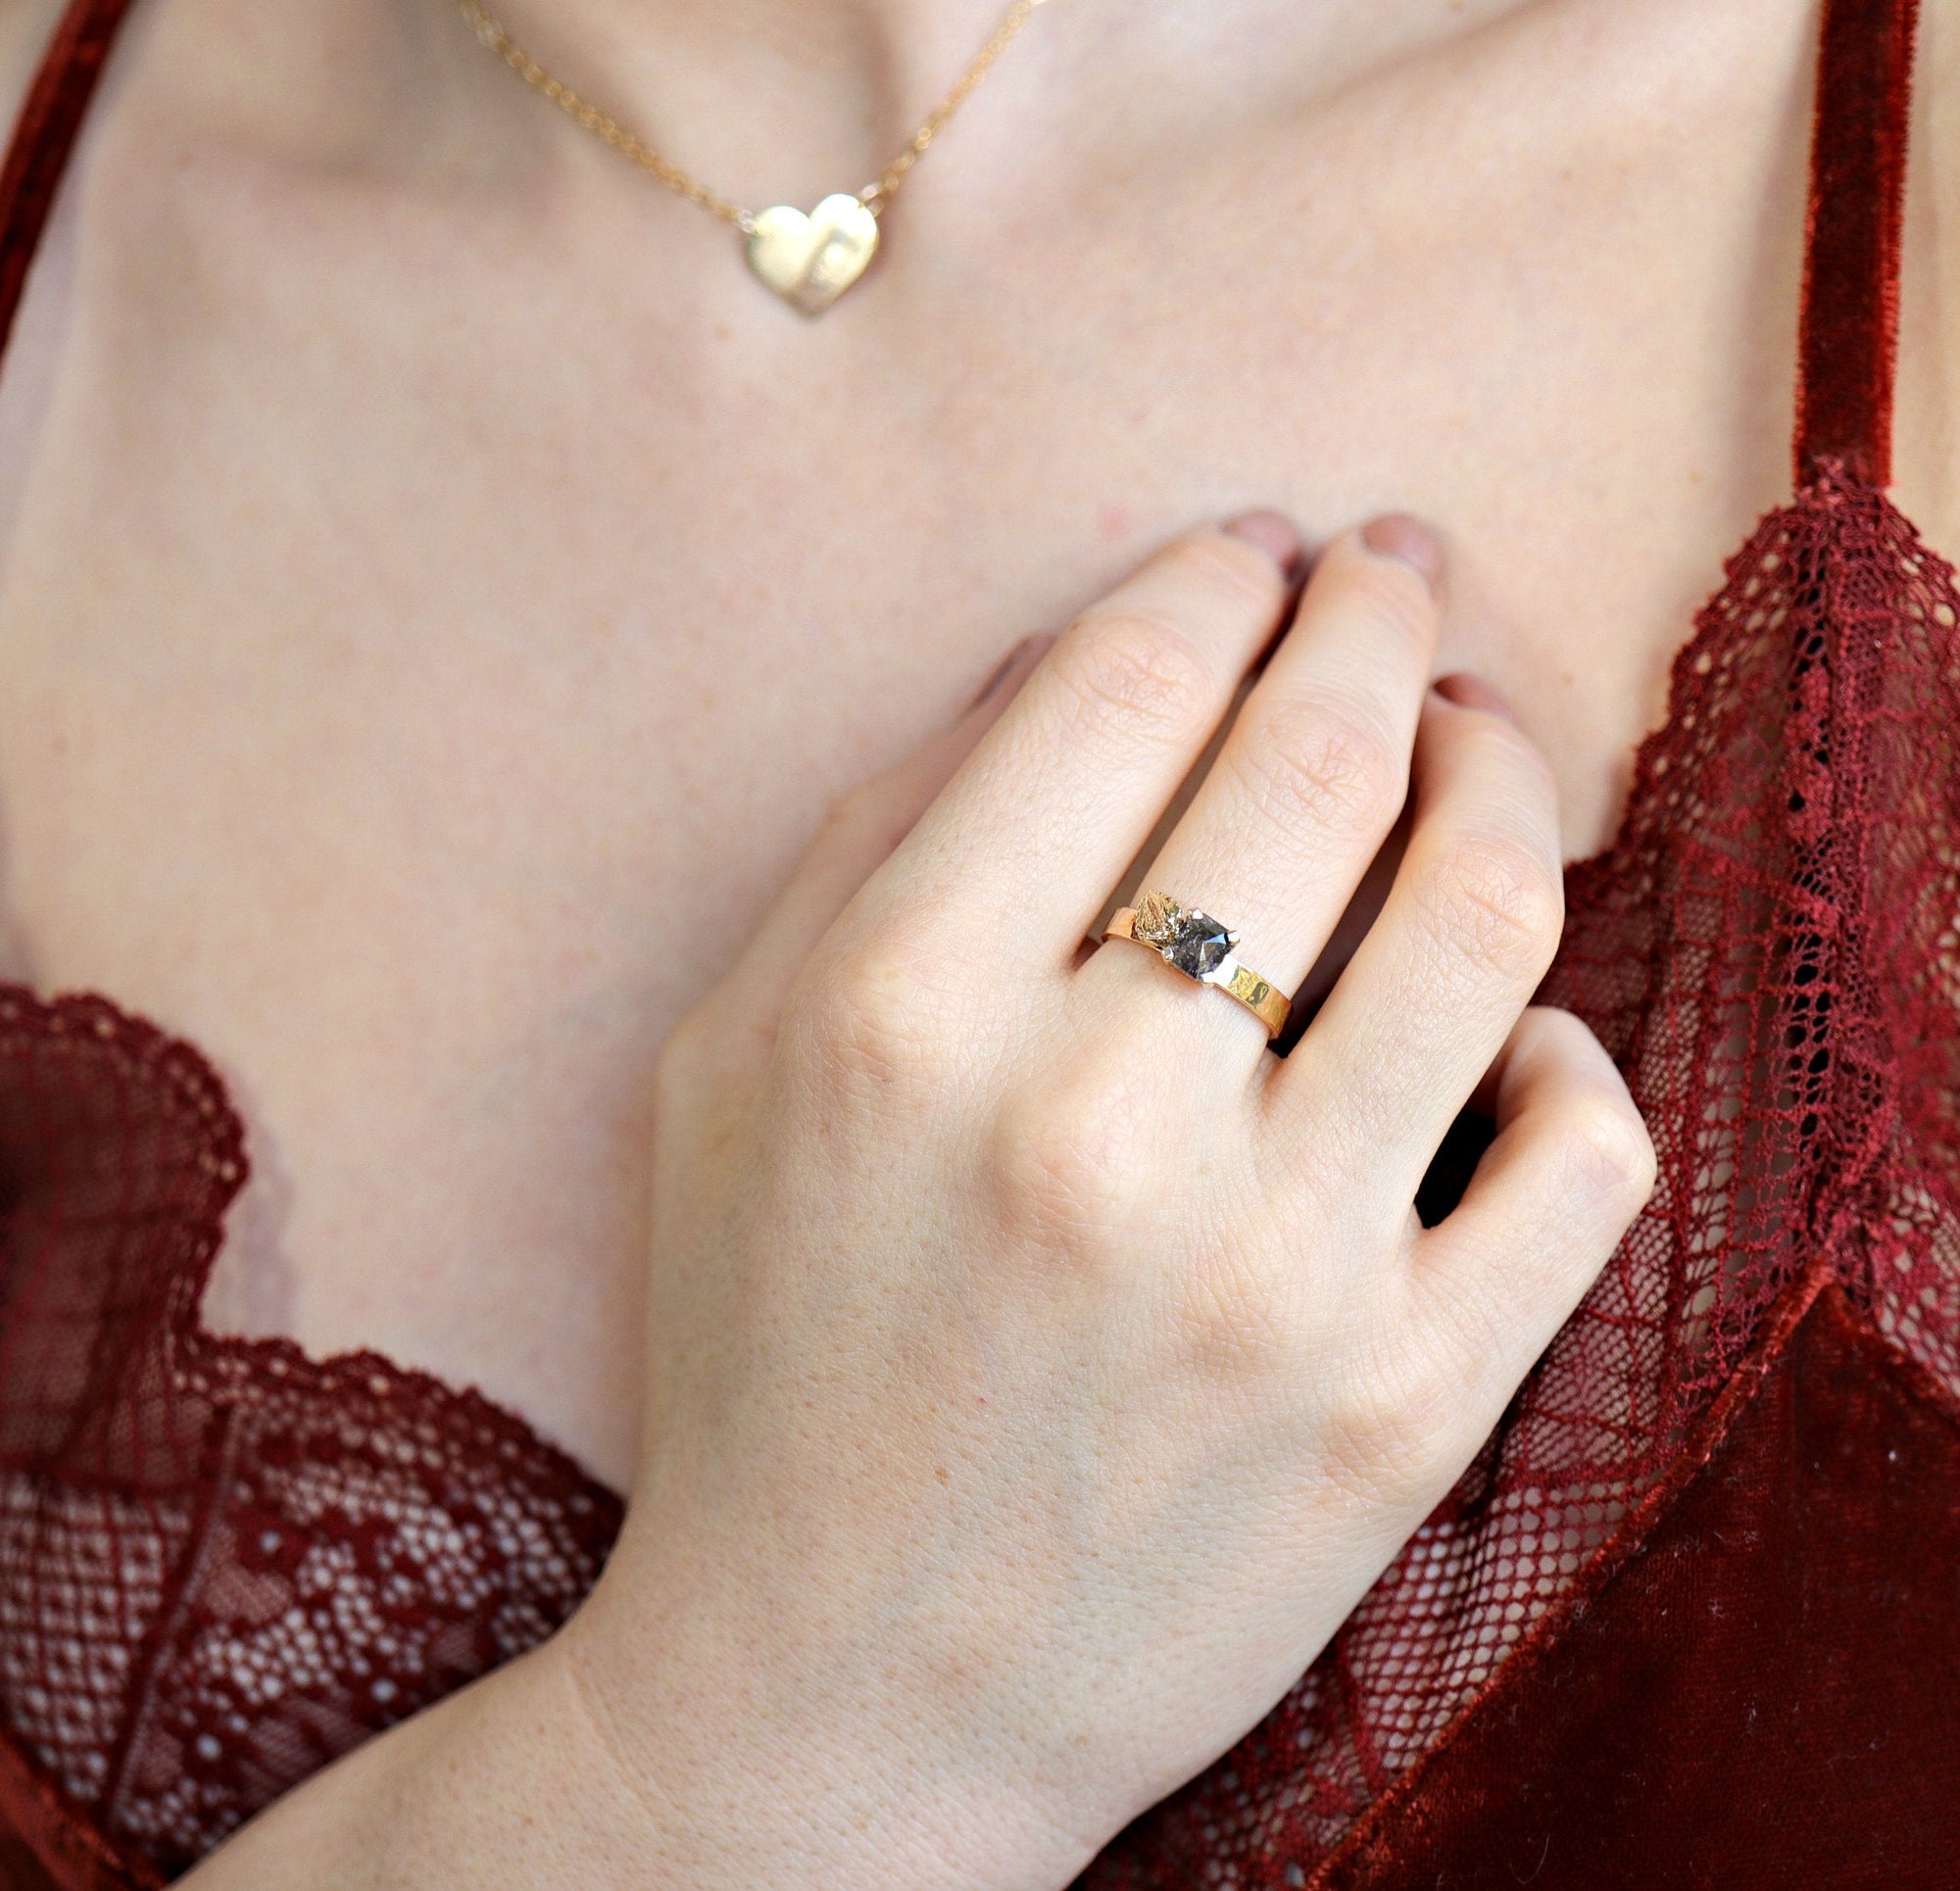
744,194,881,315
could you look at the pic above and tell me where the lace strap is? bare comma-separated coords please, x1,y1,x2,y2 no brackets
1794,0,1923,488
0,0,138,366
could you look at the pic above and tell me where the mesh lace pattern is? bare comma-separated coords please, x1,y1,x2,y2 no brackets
1079,465,1960,1883
0,470,1955,1884
0,994,621,1879
0,0,1936,1877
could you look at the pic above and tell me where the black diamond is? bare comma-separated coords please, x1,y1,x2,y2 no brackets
1167,910,1234,979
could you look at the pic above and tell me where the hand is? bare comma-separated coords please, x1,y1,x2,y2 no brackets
563,513,1655,1889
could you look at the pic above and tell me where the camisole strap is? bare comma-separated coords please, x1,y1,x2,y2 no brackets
0,0,139,365
1794,0,1923,489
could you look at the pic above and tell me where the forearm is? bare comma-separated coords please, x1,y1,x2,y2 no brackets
176,1641,655,1890
177,1606,1081,1891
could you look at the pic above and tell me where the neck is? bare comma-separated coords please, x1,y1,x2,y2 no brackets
354,0,1535,227
483,0,1043,209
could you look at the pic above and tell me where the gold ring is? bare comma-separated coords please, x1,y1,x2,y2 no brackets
1103,890,1292,1039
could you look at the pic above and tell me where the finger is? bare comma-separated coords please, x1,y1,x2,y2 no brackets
1271,682,1565,1189
1294,671,1514,1017
1396,1006,1655,1438
852,519,1302,964
700,635,1054,1046
1078,517,1442,1049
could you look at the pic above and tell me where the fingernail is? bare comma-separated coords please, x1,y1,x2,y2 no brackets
1361,513,1444,591
1223,510,1306,582
966,633,1054,711
1432,671,1517,721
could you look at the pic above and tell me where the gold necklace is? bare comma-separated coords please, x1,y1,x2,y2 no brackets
457,0,1053,315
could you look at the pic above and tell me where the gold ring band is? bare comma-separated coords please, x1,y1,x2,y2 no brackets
1103,890,1292,1039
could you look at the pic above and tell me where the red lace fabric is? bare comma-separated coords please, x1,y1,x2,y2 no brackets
1080,462,1960,1884
0,995,621,1885
0,0,1949,1884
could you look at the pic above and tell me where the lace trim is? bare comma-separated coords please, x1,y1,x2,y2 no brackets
1080,466,1960,1882
0,988,621,1879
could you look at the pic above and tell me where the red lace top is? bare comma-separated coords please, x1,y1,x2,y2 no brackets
0,0,1954,1884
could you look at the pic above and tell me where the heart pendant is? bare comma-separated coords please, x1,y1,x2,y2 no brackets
744,194,881,315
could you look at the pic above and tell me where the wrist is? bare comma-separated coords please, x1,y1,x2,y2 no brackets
555,1552,1100,1891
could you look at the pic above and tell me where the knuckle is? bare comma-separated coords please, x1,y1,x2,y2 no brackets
1565,1095,1659,1210
1419,830,1564,984
1051,612,1216,748
1319,1325,1470,1510
794,940,954,1098
1230,696,1405,840
988,1075,1152,1258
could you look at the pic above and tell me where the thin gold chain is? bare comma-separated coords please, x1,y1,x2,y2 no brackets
455,0,1052,232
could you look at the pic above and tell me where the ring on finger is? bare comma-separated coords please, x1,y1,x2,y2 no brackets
1103,890,1292,1040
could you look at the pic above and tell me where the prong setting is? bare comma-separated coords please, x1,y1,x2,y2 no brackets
1105,892,1291,1038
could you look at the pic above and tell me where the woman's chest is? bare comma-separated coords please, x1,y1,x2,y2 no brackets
0,0,1905,1485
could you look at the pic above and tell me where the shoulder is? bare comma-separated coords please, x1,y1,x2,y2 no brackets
1893,0,1960,546
0,0,72,148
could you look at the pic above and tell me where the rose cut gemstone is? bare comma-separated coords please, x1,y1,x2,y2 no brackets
1167,908,1235,980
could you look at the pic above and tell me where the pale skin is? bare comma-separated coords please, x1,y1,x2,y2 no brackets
188,511,1664,1889
0,0,1952,1880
